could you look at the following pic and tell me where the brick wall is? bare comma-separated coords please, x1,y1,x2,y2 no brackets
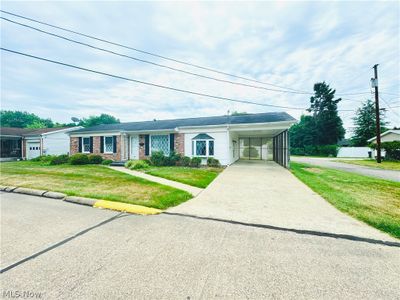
70,136,121,161
174,133,185,155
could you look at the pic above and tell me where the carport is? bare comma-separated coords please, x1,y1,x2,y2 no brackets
229,122,291,168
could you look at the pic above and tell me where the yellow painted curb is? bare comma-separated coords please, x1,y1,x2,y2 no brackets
93,200,162,215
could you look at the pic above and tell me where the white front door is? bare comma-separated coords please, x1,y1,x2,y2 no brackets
130,135,139,160
27,142,41,159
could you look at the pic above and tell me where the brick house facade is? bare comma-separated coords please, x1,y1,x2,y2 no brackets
70,135,121,161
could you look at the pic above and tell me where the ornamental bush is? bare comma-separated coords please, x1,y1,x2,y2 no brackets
149,151,166,166
102,159,113,165
177,156,191,167
190,157,202,168
207,157,221,167
49,154,69,165
370,141,400,161
69,153,89,165
88,154,103,164
129,160,150,170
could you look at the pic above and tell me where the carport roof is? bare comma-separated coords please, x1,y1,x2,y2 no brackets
71,112,296,133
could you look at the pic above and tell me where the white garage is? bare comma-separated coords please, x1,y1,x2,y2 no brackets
26,140,41,159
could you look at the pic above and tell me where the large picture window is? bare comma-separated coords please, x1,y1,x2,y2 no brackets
82,137,91,153
104,136,114,153
150,135,170,156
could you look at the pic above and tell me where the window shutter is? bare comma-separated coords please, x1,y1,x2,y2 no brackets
144,135,150,156
78,137,82,153
89,137,93,153
100,136,104,153
113,136,117,153
169,133,175,152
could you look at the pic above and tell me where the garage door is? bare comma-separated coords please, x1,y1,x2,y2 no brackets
27,142,41,159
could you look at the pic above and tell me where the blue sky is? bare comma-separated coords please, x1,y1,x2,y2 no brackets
1,1,399,136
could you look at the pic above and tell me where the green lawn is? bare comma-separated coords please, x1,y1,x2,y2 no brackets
290,162,400,239
0,161,191,209
144,166,223,188
336,159,400,171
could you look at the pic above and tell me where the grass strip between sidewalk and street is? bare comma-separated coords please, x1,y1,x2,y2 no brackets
0,161,192,209
335,159,400,171
290,162,400,239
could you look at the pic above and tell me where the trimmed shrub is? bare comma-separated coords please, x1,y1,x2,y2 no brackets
177,156,191,167
49,154,69,165
190,157,202,168
125,160,135,168
102,159,113,165
129,160,149,170
69,153,89,165
88,154,103,164
31,155,53,162
149,151,166,166
168,151,182,166
207,157,221,168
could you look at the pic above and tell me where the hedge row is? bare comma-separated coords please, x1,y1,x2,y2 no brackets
290,145,338,157
31,154,113,165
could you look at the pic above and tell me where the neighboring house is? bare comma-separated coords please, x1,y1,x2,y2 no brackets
367,130,400,158
0,127,81,161
68,112,296,167
367,130,400,144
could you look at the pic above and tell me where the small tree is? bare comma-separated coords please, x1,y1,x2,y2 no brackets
351,99,388,146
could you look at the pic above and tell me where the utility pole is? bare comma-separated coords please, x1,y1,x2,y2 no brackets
372,64,382,163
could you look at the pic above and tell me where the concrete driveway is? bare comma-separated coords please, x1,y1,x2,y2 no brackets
1,192,400,299
169,160,397,241
292,156,400,182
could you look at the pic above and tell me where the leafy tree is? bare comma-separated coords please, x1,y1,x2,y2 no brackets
351,99,388,146
308,82,345,145
231,111,248,116
0,110,54,128
78,114,120,127
289,115,317,148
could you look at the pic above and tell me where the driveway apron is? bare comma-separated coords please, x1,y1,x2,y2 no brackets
169,160,397,242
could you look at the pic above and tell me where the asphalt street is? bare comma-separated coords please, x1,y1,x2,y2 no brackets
1,192,400,299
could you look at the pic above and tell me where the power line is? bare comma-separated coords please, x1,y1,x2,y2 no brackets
380,95,400,119
1,16,314,96
0,9,313,94
1,47,309,111
1,10,377,98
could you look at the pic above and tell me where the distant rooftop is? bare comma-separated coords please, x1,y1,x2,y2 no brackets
71,112,296,133
0,127,72,137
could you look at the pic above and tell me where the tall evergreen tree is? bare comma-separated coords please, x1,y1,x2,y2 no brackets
351,99,387,146
308,82,345,145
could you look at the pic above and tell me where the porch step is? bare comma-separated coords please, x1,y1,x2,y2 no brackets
109,161,126,167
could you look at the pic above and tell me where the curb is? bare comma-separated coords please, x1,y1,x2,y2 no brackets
94,200,162,215
0,186,161,215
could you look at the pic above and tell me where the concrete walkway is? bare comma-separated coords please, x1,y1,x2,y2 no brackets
169,160,397,242
109,166,203,196
292,156,400,182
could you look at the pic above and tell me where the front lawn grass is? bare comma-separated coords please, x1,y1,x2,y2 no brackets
290,162,400,239
335,159,400,171
144,166,223,188
0,161,191,209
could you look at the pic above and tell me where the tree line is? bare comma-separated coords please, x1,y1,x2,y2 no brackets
0,111,120,128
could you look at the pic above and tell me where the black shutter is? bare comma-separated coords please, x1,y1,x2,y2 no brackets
113,136,117,153
89,137,93,153
144,135,150,156
78,137,82,153
169,133,175,152
100,136,104,153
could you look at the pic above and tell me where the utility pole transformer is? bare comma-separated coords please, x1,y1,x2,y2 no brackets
372,64,382,163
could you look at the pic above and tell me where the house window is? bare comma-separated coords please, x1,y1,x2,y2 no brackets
150,135,169,156
104,136,114,153
192,133,215,157
82,137,91,153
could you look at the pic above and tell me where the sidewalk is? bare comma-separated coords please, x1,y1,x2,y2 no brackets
109,166,203,196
